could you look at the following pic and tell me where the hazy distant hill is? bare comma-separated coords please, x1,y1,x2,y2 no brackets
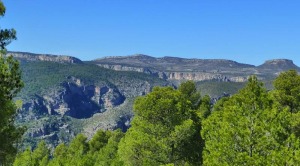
93,54,255,71
257,59,300,71
6,51,299,148
92,54,300,83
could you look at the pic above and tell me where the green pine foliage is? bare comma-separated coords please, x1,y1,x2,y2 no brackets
118,81,207,165
13,141,50,166
202,72,300,165
0,1,25,164
202,76,276,165
14,129,124,166
12,70,300,165
272,69,300,113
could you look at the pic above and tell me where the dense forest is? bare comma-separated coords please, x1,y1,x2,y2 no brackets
7,69,300,165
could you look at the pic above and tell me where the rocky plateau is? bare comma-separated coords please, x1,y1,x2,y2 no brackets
93,54,300,83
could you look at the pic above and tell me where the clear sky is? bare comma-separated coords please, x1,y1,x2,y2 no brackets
1,0,300,66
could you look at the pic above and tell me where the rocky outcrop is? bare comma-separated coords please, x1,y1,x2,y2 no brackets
18,77,129,147
165,72,247,82
21,78,125,119
98,64,147,73
6,51,83,64
97,64,247,82
94,54,255,71
93,55,300,82
93,55,258,82
258,59,299,71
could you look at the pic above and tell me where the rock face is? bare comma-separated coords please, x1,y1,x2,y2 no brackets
22,78,125,119
96,64,249,82
166,72,248,82
93,55,300,82
18,78,129,147
6,51,83,64
16,57,170,148
94,54,255,71
94,55,257,82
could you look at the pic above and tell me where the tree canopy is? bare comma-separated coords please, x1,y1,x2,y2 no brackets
202,73,300,165
0,1,25,164
0,1,16,52
12,72,300,165
118,81,208,165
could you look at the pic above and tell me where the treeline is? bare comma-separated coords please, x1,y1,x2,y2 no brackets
12,70,300,165
14,130,124,166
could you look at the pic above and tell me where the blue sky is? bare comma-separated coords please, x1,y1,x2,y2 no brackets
1,0,300,66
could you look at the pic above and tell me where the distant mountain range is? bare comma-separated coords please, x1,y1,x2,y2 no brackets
6,51,300,148
92,54,299,83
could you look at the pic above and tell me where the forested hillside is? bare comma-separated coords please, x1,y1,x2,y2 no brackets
13,70,300,165
16,60,171,149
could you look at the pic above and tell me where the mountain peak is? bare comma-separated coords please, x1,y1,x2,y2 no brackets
265,59,294,64
258,59,299,70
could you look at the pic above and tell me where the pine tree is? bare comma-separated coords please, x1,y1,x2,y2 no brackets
202,76,300,165
0,1,24,164
118,81,206,165
31,141,50,166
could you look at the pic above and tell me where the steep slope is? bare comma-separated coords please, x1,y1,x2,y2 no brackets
15,57,170,148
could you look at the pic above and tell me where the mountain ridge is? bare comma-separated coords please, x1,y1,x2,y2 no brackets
6,51,299,69
94,54,299,68
7,51,299,83
91,54,300,83
6,51,83,64
5,50,299,149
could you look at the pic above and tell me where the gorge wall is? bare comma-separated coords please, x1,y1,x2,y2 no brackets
97,64,248,82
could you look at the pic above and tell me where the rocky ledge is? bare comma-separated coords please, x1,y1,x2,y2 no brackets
6,51,83,64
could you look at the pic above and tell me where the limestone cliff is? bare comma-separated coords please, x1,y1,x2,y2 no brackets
93,55,299,82
96,62,250,82
6,51,83,64
21,77,125,119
